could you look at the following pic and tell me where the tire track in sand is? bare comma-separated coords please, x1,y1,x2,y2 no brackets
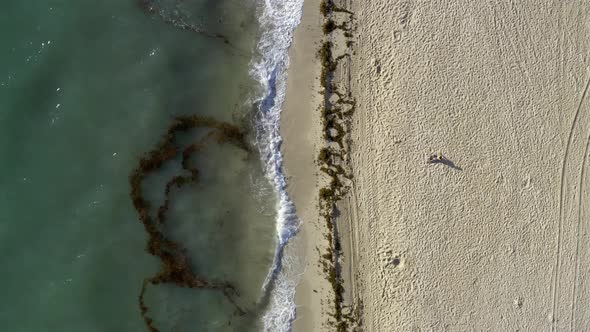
569,125,590,332
552,75,590,331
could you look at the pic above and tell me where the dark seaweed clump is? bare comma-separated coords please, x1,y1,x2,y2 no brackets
317,1,359,331
320,0,354,16
130,115,248,332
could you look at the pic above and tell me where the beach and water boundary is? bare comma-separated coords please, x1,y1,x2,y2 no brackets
0,0,310,330
135,0,313,329
130,0,310,329
249,0,305,330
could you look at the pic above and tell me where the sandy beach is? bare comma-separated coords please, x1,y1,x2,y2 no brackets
283,0,590,331
281,0,331,330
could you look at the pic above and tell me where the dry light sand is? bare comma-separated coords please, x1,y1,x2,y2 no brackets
283,0,590,331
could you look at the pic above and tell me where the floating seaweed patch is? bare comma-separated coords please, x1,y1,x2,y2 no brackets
129,115,249,332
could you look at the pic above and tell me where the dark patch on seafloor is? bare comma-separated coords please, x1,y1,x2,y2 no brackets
131,2,258,330
130,115,249,332
137,0,233,46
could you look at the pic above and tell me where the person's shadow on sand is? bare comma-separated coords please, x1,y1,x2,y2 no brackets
427,154,463,171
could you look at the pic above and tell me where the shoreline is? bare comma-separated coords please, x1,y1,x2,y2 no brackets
280,0,329,330
281,0,359,331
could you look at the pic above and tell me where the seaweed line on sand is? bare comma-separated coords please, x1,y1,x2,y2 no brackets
317,0,362,331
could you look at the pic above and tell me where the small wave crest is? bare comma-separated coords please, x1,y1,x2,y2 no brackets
248,0,305,331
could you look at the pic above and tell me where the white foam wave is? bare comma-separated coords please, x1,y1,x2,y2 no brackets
248,0,304,330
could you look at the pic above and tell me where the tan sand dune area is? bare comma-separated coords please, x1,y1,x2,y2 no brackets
282,0,590,331
349,0,590,330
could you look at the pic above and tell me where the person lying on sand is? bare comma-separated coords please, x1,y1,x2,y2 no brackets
427,153,445,164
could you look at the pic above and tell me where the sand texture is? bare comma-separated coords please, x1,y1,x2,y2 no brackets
281,0,334,330
348,0,590,331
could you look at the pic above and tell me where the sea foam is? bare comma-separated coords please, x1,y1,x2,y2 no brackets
249,0,304,330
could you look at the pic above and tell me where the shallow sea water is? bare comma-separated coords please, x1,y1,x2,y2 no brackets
0,1,278,331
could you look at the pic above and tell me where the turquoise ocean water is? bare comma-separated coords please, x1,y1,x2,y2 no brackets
0,0,294,331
